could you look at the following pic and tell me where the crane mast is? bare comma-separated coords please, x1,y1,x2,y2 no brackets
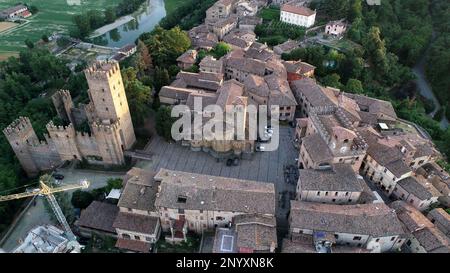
0,174,89,242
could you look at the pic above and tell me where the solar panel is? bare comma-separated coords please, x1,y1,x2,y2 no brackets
220,235,234,252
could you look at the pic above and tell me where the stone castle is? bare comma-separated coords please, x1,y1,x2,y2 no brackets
3,60,136,177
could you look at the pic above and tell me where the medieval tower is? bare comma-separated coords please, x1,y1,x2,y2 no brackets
3,60,136,177
84,61,136,149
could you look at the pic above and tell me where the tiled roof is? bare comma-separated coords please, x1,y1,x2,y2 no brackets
115,238,151,252
413,227,450,253
290,201,405,237
113,212,159,235
281,4,316,16
290,78,336,108
154,168,275,215
118,168,158,211
396,176,441,200
301,133,333,164
76,201,119,233
234,214,277,252
428,208,450,234
298,164,364,192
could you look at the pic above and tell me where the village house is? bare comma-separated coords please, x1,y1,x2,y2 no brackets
223,29,256,50
75,201,119,238
154,168,276,240
281,233,370,253
296,164,365,204
0,4,31,20
283,60,315,82
325,19,347,37
199,55,224,74
289,201,406,252
213,214,277,253
176,49,198,70
280,4,316,28
206,0,237,27
212,14,239,39
427,208,450,237
417,162,450,206
238,16,262,31
392,175,441,211
273,39,300,55
189,24,219,50
236,0,258,17
390,201,450,253
113,168,161,252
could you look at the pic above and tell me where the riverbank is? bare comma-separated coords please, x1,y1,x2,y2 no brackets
89,15,134,39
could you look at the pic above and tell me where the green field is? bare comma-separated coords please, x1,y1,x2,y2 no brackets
258,6,280,21
0,0,122,54
163,0,185,14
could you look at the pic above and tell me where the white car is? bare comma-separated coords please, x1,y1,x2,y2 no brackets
256,144,265,151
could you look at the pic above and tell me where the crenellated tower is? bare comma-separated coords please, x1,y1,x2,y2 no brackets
91,120,125,165
46,121,82,161
84,60,136,149
3,117,40,176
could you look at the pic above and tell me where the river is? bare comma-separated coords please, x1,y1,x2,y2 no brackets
91,0,166,48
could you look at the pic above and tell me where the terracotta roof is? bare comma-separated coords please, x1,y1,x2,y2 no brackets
176,71,223,91
301,133,333,164
154,168,276,215
390,201,434,233
115,238,151,252
118,168,158,211
176,49,197,64
113,212,159,235
413,227,450,253
290,78,336,108
216,80,245,109
234,214,277,252
428,208,450,234
298,164,364,192
396,176,441,200
290,201,405,237
281,4,316,16
76,201,119,233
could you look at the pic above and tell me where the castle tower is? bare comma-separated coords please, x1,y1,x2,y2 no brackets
3,117,39,176
46,121,82,161
52,90,75,125
92,120,125,165
84,60,136,149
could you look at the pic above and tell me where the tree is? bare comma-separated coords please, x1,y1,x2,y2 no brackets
321,73,342,89
71,190,94,209
104,7,117,24
41,34,49,43
211,42,232,58
154,67,170,93
134,40,153,74
24,39,34,49
344,78,364,94
155,106,175,141
105,178,123,192
122,67,151,126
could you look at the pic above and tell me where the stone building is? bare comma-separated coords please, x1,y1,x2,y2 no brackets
289,201,406,252
325,19,347,37
392,175,441,211
390,201,450,253
206,0,238,27
296,164,365,204
154,168,275,236
3,61,136,176
427,208,450,237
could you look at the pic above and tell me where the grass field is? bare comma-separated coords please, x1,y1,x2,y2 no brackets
0,0,122,54
0,21,18,32
258,6,280,21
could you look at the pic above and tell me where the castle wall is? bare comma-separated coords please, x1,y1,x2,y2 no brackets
75,132,100,158
92,121,125,165
28,138,62,170
46,122,82,161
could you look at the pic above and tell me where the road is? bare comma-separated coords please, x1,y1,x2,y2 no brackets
0,169,122,252
412,31,449,129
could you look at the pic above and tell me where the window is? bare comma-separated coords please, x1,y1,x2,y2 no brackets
317,191,320,196
128,208,132,212
345,192,349,196
375,238,380,242
335,192,338,196
105,107,109,111
348,199,352,202
134,235,140,240
406,240,411,246
353,236,362,241
391,237,396,241
216,216,224,221
122,233,131,239
325,192,329,196
178,208,185,214
177,195,187,203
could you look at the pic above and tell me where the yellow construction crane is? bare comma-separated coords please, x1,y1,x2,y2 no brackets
0,174,89,242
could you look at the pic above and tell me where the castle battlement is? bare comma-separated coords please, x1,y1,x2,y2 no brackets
52,89,72,100
46,121,75,132
3,117,33,137
84,60,120,80
91,119,121,133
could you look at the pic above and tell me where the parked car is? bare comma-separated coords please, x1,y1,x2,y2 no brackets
256,144,266,152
